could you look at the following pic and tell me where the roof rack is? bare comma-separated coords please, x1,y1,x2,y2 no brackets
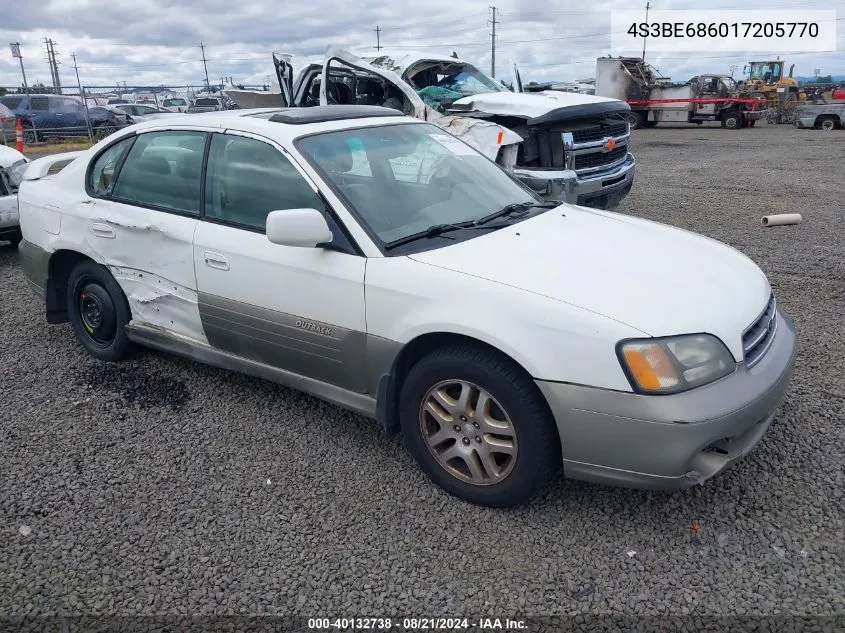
268,105,404,125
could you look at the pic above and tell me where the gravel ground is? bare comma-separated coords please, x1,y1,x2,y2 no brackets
1,121,844,627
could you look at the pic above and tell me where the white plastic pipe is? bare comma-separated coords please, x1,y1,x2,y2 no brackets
761,213,803,227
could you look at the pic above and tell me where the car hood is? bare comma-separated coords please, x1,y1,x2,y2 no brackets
0,144,27,169
408,207,771,360
448,91,631,124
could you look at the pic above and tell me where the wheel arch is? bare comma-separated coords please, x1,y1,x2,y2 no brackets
376,330,556,440
44,249,107,323
816,114,841,128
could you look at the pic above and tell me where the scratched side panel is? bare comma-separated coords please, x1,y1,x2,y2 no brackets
84,199,207,343
198,292,368,393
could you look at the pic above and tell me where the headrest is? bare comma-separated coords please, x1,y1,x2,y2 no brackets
135,156,171,175
357,78,382,94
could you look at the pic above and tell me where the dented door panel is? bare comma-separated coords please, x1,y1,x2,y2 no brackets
77,198,205,342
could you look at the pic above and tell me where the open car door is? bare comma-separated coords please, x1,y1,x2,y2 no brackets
272,53,294,107
319,46,427,118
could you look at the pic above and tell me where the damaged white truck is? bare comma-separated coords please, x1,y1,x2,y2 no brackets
273,47,636,210
0,144,30,246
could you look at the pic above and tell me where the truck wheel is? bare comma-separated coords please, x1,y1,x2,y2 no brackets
625,111,645,130
818,116,838,130
399,344,561,507
721,111,742,129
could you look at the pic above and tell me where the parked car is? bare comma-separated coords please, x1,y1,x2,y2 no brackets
832,85,845,100
0,102,17,145
114,103,185,122
17,106,796,507
274,47,636,210
0,144,29,245
794,103,844,130
187,97,228,113
162,97,189,113
0,94,128,143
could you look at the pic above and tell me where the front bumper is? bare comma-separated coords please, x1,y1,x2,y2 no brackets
536,310,797,490
513,153,636,210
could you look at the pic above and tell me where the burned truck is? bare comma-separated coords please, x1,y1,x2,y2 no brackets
275,47,636,210
595,57,766,129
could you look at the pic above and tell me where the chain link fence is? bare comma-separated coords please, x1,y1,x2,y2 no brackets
0,85,221,147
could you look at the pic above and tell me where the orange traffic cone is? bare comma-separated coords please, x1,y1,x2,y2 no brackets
15,118,24,152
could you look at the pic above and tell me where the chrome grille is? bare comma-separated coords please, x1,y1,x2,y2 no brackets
572,145,628,170
571,122,629,144
742,294,777,369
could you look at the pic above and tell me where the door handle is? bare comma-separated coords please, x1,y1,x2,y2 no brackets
203,251,230,270
90,223,116,239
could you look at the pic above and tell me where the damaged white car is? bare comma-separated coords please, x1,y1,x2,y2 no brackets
18,107,795,507
274,47,636,210
0,144,29,246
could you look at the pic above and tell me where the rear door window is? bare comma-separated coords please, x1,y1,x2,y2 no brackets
111,131,207,214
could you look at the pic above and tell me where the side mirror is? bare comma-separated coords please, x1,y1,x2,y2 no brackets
265,208,333,248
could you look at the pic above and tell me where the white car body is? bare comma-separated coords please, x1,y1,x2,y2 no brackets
115,103,187,123
0,144,29,242
16,107,796,505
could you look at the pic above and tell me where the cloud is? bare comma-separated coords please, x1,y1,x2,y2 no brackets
1,0,842,92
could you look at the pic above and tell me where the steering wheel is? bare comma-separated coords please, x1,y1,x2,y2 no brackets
326,82,342,104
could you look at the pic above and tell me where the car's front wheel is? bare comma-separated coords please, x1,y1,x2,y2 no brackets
67,260,135,361
399,344,561,507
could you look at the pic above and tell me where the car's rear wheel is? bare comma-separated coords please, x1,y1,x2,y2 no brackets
818,116,838,130
399,344,560,507
67,260,135,361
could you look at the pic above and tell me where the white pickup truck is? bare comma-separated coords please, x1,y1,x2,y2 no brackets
274,47,636,210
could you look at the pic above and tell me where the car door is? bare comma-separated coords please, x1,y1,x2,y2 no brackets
83,128,209,341
193,130,368,393
320,46,427,118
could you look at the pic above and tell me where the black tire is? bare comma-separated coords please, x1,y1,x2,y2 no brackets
21,123,39,144
2,229,22,247
66,260,135,362
721,111,742,129
92,123,116,141
818,116,838,131
642,120,658,128
625,111,645,130
399,344,561,507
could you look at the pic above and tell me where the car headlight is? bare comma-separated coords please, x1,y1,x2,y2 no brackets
617,334,736,394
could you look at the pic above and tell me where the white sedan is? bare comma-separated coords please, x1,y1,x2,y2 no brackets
16,106,796,507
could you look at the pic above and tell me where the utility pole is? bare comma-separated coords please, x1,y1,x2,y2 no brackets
199,42,210,89
71,53,93,142
488,6,499,78
642,2,651,62
374,26,382,51
9,43,29,93
43,37,62,93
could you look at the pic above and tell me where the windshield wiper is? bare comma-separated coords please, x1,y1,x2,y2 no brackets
473,200,560,226
383,221,509,250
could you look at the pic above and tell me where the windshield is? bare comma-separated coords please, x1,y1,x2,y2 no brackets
195,98,219,106
407,61,507,109
297,123,540,248
747,62,783,81
163,99,186,106
1,96,24,110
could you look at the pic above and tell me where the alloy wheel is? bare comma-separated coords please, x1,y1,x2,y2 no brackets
419,379,518,486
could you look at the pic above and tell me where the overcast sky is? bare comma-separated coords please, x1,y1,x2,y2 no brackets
0,0,842,93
